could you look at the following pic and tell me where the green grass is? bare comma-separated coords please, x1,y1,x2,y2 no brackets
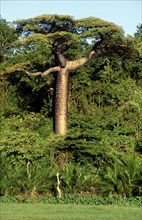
0,204,141,220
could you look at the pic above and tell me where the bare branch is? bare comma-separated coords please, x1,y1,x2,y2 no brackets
26,66,60,77
52,48,67,67
66,37,107,72
52,41,72,67
26,71,42,76
56,172,62,198
41,66,60,76
56,51,67,67
67,50,95,72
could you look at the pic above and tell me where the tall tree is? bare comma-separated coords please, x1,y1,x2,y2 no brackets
1,15,123,135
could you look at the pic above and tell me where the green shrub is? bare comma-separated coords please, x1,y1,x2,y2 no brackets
97,153,142,197
0,194,141,207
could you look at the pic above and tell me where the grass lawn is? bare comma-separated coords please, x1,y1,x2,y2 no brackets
0,203,141,220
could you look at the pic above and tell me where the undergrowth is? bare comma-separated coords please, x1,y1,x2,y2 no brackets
0,194,141,206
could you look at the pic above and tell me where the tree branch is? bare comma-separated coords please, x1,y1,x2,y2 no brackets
56,50,67,68
56,172,62,198
67,36,107,72
67,50,95,72
52,48,67,67
41,66,60,76
52,41,72,67
26,66,60,77
26,71,42,76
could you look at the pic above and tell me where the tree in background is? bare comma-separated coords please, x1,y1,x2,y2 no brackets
1,14,124,135
134,24,142,39
0,17,18,62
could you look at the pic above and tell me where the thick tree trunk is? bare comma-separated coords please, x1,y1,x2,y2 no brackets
53,49,98,135
55,68,70,135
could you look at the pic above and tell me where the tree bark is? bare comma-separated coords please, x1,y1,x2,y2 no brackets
54,51,95,135
55,68,70,135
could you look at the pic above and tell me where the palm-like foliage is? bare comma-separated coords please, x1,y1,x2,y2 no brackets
0,153,57,196
97,154,142,197
122,154,142,196
60,162,97,194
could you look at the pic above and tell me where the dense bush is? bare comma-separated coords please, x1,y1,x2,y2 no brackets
1,76,142,197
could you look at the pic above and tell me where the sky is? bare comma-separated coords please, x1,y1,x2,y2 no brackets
1,0,142,36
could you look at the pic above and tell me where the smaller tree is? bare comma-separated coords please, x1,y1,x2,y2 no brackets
0,17,18,62
134,24,142,39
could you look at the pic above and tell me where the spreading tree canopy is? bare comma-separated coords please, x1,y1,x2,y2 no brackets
1,14,125,135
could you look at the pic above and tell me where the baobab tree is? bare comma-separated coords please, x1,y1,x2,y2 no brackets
1,15,123,135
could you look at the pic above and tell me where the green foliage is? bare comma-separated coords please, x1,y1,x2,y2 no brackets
97,154,142,197
0,194,141,207
0,14,124,76
0,17,18,62
0,113,53,161
0,153,57,196
0,77,21,116
134,24,142,40
60,163,97,194
0,16,142,198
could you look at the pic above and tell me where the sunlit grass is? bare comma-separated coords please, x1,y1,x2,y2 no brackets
1,203,141,220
